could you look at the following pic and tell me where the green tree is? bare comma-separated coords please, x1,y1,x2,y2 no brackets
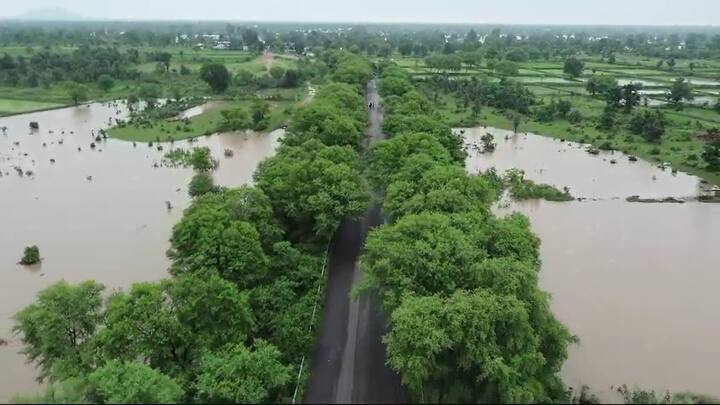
20,245,40,265
14,281,105,380
68,82,88,105
666,78,694,107
250,99,271,127
505,48,529,62
220,108,252,131
281,69,301,87
170,186,282,254
366,132,454,193
234,69,255,86
285,102,364,148
494,60,519,76
254,139,368,243
702,142,720,171
200,63,231,93
358,211,540,311
168,204,269,285
461,51,482,69
563,57,585,77
597,106,617,130
384,163,499,220
188,147,219,172
329,53,373,86
137,83,161,107
96,74,115,93
195,341,291,403
87,360,183,404
629,110,667,142
188,173,215,197
585,75,618,97
99,275,254,375
381,76,413,97
385,290,569,403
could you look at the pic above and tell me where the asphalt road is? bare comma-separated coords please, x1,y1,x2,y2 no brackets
303,80,404,404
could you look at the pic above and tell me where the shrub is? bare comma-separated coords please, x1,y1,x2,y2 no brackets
20,246,40,265
188,173,215,197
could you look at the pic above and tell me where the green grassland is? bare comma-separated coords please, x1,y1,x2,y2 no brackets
0,98,64,115
109,87,305,142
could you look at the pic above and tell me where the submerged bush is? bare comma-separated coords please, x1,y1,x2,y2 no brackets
20,246,40,265
505,169,574,202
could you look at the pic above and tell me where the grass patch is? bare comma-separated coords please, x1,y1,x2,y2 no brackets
0,98,64,115
109,96,298,143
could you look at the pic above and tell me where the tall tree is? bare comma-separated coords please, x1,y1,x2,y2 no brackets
563,57,585,78
14,281,105,380
666,78,694,107
200,63,231,93
195,341,291,403
87,360,183,404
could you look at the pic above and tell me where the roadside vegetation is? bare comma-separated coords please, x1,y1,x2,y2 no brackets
357,63,575,403
11,50,372,404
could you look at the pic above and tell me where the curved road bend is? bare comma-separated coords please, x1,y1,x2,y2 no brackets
303,80,405,404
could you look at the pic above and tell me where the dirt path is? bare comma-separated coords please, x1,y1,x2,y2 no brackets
303,80,404,404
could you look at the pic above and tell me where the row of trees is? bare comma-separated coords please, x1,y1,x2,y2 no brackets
12,52,373,404
0,46,136,87
358,64,574,403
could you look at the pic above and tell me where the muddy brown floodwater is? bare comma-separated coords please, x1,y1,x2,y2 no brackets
0,102,283,402
463,127,720,402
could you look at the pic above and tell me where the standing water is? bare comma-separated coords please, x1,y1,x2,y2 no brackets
0,102,283,401
462,126,720,402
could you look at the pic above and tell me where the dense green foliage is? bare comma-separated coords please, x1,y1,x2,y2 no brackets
505,169,575,202
200,63,231,93
563,57,585,77
358,66,574,403
255,139,368,242
19,245,40,265
188,173,216,197
629,110,668,142
14,281,104,380
10,24,720,403
284,82,367,147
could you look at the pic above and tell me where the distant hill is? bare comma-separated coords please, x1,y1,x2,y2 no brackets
14,7,84,21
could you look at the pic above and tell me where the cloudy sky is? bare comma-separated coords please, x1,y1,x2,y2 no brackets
2,0,719,25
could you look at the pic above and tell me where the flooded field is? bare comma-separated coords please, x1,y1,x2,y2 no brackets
463,127,720,401
684,77,720,87
615,78,668,87
177,100,222,119
0,102,283,401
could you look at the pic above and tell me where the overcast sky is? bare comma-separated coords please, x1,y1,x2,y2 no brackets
2,0,719,26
